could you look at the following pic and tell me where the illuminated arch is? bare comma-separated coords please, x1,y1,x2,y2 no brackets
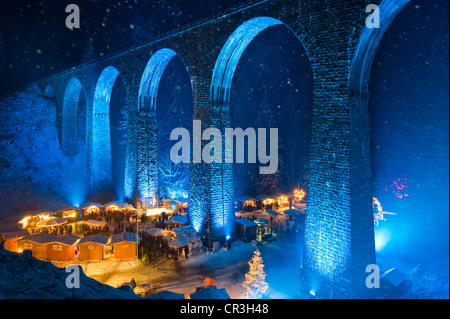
211,17,284,105
62,77,83,156
204,16,312,239
136,48,191,199
350,0,411,95
92,66,121,192
139,48,178,112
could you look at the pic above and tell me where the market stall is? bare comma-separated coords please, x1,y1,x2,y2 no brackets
111,232,139,260
81,202,104,219
78,234,109,261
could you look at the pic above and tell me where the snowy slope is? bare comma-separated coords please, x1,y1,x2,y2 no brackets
0,245,139,299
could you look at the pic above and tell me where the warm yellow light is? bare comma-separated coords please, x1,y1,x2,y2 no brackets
19,216,31,227
278,195,289,205
17,248,23,253
294,188,306,201
244,200,256,207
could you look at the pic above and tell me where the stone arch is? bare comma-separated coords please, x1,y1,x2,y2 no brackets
211,17,285,105
137,48,192,200
91,65,127,194
336,0,412,296
62,77,84,156
203,16,313,239
350,0,411,95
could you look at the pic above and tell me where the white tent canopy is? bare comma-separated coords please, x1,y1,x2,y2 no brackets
84,219,106,227
254,218,269,225
35,217,67,227
168,238,187,249
145,207,172,216
146,228,165,237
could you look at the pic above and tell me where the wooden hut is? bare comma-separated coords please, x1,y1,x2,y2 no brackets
78,235,109,261
57,206,81,221
2,210,56,229
46,234,80,261
0,224,29,252
111,232,139,260
17,232,55,260
235,196,258,212
235,218,257,242
275,193,290,208
174,198,188,213
80,202,103,218
104,201,135,214
256,194,277,210
170,214,188,228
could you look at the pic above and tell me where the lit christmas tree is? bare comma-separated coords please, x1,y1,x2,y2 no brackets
242,249,269,299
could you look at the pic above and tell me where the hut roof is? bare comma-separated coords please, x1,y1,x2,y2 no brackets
51,234,81,246
171,214,188,225
0,225,29,240
254,218,269,225
57,206,80,213
255,194,273,201
18,232,55,244
266,210,280,217
80,202,103,209
235,218,257,228
168,238,188,248
0,224,23,233
111,232,139,245
104,201,135,209
235,196,256,202
283,209,303,216
146,228,165,237
78,235,109,245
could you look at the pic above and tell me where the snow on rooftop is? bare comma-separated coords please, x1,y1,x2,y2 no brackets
78,234,109,245
235,217,257,227
110,232,139,244
171,214,188,225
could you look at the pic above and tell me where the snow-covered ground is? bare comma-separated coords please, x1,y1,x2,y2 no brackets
0,245,138,299
1,232,447,299
72,238,303,299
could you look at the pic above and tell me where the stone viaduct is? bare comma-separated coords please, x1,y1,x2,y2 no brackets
37,0,412,297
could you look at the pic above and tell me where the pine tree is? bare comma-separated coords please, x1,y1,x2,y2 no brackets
242,249,269,299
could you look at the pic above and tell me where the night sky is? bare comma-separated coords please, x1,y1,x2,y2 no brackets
0,0,244,96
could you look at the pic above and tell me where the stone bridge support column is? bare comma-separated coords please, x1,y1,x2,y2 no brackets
124,89,139,200
300,0,376,298
136,106,158,201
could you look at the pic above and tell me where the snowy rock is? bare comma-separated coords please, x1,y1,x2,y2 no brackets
0,244,139,299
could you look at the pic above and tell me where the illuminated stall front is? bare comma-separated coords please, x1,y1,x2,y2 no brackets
57,206,82,221
104,201,135,214
81,202,104,219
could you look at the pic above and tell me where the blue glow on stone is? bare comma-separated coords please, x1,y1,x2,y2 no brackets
137,49,179,199
211,17,283,104
139,48,177,111
62,78,82,156
92,66,120,192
